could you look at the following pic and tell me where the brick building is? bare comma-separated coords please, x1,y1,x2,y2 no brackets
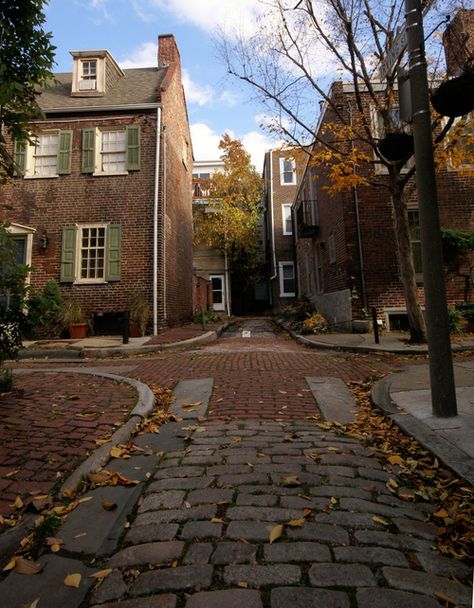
0,35,193,333
263,148,303,312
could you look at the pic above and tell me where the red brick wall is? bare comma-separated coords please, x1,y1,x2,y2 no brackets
444,9,474,76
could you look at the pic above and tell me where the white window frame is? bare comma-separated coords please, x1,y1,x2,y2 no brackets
94,128,128,176
444,112,474,171
279,261,296,297
24,131,60,179
72,56,105,94
75,223,107,284
279,157,296,185
282,204,293,235
370,104,414,175
328,233,336,264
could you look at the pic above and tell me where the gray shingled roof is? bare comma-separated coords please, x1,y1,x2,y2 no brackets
38,67,166,112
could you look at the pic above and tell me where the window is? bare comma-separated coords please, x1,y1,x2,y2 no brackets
282,204,293,235
280,157,296,185
81,126,140,175
81,60,97,82
14,131,72,178
328,233,336,263
60,224,121,284
279,261,295,297
408,209,423,276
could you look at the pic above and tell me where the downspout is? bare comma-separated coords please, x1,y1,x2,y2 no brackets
153,106,162,335
224,250,231,316
268,150,277,305
163,126,167,322
349,104,367,309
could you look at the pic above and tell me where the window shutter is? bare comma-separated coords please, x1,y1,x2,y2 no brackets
13,141,26,176
60,225,77,283
57,130,73,174
82,128,95,173
106,224,121,281
126,126,140,171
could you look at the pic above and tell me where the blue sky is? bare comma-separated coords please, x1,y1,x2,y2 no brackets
44,0,279,170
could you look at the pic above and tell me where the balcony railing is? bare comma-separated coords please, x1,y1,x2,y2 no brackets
296,199,319,238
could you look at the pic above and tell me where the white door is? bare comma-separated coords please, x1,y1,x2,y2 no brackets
209,274,225,311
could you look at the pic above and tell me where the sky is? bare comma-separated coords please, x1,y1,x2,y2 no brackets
44,0,280,171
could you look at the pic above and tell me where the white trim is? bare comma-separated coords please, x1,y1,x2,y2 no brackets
282,204,293,235
279,156,296,185
93,127,128,176
5,223,36,290
74,223,107,284
209,274,226,311
278,261,296,297
23,131,60,179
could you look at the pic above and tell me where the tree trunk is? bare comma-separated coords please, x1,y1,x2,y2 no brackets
391,179,427,343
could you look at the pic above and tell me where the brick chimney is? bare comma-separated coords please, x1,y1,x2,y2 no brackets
444,9,474,76
158,34,181,69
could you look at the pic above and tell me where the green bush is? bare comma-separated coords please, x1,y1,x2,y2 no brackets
193,309,220,324
25,279,63,338
447,306,463,334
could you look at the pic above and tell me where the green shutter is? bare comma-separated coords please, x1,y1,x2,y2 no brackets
106,224,121,281
126,126,140,171
60,225,77,283
57,130,72,174
13,141,26,176
82,128,95,173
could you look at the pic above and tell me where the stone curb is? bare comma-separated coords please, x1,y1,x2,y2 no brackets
277,320,473,354
17,322,231,360
12,367,155,494
372,374,474,486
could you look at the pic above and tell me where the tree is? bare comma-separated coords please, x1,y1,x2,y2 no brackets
0,1,56,182
219,0,474,342
193,134,264,281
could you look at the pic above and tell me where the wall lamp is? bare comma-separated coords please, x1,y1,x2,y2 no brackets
39,231,49,250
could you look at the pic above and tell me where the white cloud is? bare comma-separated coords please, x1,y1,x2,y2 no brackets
119,41,157,68
191,122,278,172
219,90,240,108
182,70,215,107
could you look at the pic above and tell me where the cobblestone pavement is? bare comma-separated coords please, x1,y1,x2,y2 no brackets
86,420,472,608
0,372,137,516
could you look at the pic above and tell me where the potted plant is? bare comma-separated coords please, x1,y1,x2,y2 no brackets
59,299,88,339
352,308,371,333
129,292,150,337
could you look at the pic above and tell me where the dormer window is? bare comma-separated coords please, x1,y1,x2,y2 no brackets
79,60,97,90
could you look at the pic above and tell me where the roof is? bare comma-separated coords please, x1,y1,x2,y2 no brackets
38,67,167,113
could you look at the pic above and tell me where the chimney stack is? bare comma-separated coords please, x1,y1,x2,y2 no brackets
158,34,181,69
443,9,474,76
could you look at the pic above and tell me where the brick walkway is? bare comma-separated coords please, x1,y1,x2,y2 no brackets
0,371,137,516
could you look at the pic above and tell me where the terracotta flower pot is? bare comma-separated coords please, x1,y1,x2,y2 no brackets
69,323,88,339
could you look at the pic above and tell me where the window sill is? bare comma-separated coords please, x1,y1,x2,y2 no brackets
74,279,108,285
280,293,296,298
92,171,129,177
24,174,59,180
280,182,296,186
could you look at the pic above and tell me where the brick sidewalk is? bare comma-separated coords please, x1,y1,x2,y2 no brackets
0,372,137,517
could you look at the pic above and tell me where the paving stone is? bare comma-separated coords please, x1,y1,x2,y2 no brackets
308,486,371,500
226,521,283,542
133,422,186,452
207,464,256,475
313,511,380,529
125,523,179,544
415,551,472,578
154,466,206,479
187,488,234,505
304,464,356,478
280,495,330,510
148,477,214,491
185,589,263,608
308,563,376,587
134,505,216,526
227,454,271,464
217,473,270,486
287,522,350,545
357,467,391,482
253,464,304,474
320,454,382,469
356,587,440,608
227,506,302,521
224,564,301,587
236,493,278,506
182,455,222,465
107,454,156,482
395,519,437,540
382,566,472,605
0,554,95,608
333,546,408,567
211,542,258,565
108,541,185,568
180,521,223,539
183,542,214,564
264,541,331,563
270,587,350,608
89,569,127,604
353,530,433,552
60,485,143,555
338,497,424,521
90,595,177,608
130,565,214,595
139,491,186,512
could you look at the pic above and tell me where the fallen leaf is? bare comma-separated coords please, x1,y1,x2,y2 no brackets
372,515,392,527
24,599,40,608
303,508,313,517
211,517,224,524
77,496,93,504
434,591,458,605
3,557,17,572
110,446,123,458
287,518,305,527
14,557,43,575
238,581,248,588
433,509,449,518
64,573,81,588
13,496,24,509
281,475,300,487
269,524,284,544
278,390,287,394
388,455,404,465
90,568,112,580
101,500,117,511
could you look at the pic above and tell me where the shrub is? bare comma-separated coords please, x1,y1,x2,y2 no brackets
193,309,220,324
447,306,462,334
25,279,63,337
301,312,328,334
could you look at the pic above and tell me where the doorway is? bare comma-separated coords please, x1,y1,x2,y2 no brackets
209,274,225,312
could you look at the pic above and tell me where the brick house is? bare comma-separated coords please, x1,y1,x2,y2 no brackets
192,159,231,315
0,34,193,333
293,37,473,331
263,148,303,313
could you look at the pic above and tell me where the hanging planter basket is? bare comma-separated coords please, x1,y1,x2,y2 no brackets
431,68,474,118
378,132,414,163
